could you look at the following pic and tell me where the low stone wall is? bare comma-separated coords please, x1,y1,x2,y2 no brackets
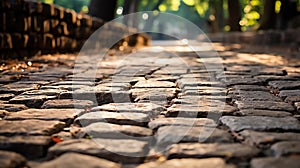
0,0,150,60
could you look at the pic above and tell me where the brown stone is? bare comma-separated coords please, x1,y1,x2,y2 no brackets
0,150,27,168
41,99,94,109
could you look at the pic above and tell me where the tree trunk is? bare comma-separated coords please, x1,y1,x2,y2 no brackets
228,0,241,31
280,0,298,29
123,0,139,27
88,0,117,21
259,0,276,30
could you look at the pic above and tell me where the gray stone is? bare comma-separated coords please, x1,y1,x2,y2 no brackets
176,78,221,88
0,150,27,168
0,136,51,159
250,156,300,168
41,99,94,109
167,143,260,159
238,91,282,102
0,82,40,94
37,153,121,168
221,78,263,86
4,109,80,124
239,130,300,146
148,117,217,129
235,109,292,117
40,85,87,91
269,81,300,90
91,103,164,116
133,79,175,88
220,116,300,132
48,138,148,163
22,89,68,96
166,104,238,117
271,141,300,156
131,88,177,102
295,102,300,112
79,122,152,139
285,96,300,103
279,90,300,98
0,120,65,136
235,101,295,112
9,95,55,108
172,96,231,104
75,111,149,126
155,126,233,149
232,85,269,91
136,158,235,168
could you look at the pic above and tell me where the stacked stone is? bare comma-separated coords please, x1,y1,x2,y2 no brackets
0,0,150,60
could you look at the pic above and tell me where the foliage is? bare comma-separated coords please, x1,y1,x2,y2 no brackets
37,0,90,13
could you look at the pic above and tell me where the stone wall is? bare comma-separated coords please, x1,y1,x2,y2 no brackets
0,0,150,59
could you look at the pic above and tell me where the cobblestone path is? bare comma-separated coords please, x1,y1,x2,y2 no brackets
0,41,300,168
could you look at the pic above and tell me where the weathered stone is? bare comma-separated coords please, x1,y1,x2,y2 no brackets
4,109,79,124
235,101,295,112
136,158,235,168
0,102,28,112
40,85,88,91
75,111,149,126
22,89,68,96
232,85,269,91
133,79,175,88
239,130,300,146
131,88,177,102
48,139,148,163
148,117,217,129
167,143,260,159
0,110,8,118
176,78,221,88
269,80,300,90
183,89,226,96
237,91,282,102
279,90,300,98
221,78,263,86
0,136,51,159
79,122,152,139
271,141,300,156
41,99,94,109
285,96,300,103
0,120,65,136
295,102,300,113
220,116,300,132
172,96,231,104
155,126,233,150
9,94,55,108
235,109,292,117
255,75,295,82
166,104,238,117
37,153,121,168
0,82,39,94
91,103,164,116
0,93,15,100
0,150,27,168
251,156,300,168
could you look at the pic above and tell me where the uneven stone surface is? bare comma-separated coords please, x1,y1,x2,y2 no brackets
220,116,300,132
0,120,65,136
269,80,300,90
41,99,94,109
235,109,292,117
148,117,217,129
251,156,300,168
0,150,27,168
235,101,295,112
271,141,300,156
136,158,235,168
37,153,121,168
167,143,260,159
48,139,148,163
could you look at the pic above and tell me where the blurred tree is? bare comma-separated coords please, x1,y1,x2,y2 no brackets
88,0,117,21
259,0,277,29
228,0,242,31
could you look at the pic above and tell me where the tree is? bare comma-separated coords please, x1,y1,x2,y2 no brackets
228,0,242,31
259,0,276,30
88,0,117,21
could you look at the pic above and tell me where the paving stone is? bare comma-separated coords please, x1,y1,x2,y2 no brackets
40,85,88,91
131,88,177,102
48,138,148,163
79,122,152,139
237,91,282,102
285,96,300,103
251,156,300,168
0,82,40,94
220,116,300,132
0,150,27,168
254,75,296,82
148,117,217,129
4,109,79,124
279,90,300,98
269,80,300,90
166,104,238,117
41,99,94,109
0,136,51,159
271,141,300,156
0,120,65,136
172,95,231,104
183,89,226,96
133,79,175,88
155,126,233,150
235,101,295,112
221,78,263,86
22,89,68,96
235,109,292,117
0,110,9,118
0,102,28,112
96,82,131,91
91,103,164,116
167,143,260,160
176,78,221,88
239,130,300,146
75,111,149,126
9,94,55,108
136,158,235,168
232,85,269,91
37,153,121,168
295,102,300,113
0,93,15,100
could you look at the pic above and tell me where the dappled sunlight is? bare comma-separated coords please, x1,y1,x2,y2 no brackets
237,53,287,66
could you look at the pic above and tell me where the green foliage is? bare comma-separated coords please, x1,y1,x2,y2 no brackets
38,0,90,13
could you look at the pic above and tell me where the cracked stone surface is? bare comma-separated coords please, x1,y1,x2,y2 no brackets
0,41,299,167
